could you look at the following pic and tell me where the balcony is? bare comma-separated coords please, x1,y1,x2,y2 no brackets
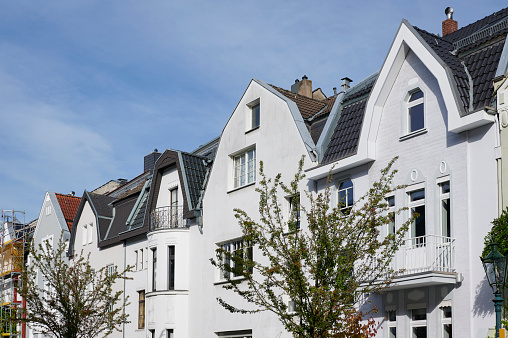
389,235,458,289
150,206,185,231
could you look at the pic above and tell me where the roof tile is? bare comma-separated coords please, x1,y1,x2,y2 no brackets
55,193,81,231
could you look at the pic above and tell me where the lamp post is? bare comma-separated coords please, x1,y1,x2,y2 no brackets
481,241,507,338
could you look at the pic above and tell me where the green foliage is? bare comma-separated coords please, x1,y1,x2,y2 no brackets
210,156,411,338
16,234,132,338
482,207,508,257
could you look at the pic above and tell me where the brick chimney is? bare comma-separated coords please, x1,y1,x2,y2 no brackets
442,7,457,36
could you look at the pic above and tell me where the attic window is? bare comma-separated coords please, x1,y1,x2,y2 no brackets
408,90,424,133
246,99,260,132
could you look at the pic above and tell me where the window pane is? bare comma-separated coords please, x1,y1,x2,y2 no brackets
168,246,175,290
442,306,452,318
442,199,450,237
252,104,260,128
412,205,426,238
411,308,427,321
388,212,395,235
409,103,424,132
412,326,426,338
387,196,395,207
389,327,397,338
441,181,450,194
409,90,424,102
443,324,452,338
387,310,396,322
410,189,425,201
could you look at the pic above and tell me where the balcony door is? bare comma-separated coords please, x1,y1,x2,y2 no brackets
170,187,178,226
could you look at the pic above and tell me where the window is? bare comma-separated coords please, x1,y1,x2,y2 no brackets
233,149,256,188
251,103,260,129
409,189,425,244
135,250,138,271
82,224,88,246
41,235,54,253
167,329,174,338
152,248,157,291
168,246,175,290
386,309,396,338
386,195,396,236
440,181,451,238
410,308,427,338
45,204,52,216
339,179,354,214
140,249,144,270
87,223,93,245
149,329,155,338
442,306,452,338
138,290,145,329
170,187,178,226
106,264,115,277
220,239,253,279
408,90,424,133
287,193,300,230
216,329,252,337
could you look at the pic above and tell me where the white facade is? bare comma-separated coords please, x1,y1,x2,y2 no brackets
198,79,317,337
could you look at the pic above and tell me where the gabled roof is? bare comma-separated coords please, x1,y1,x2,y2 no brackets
144,149,210,228
54,193,81,231
412,8,508,112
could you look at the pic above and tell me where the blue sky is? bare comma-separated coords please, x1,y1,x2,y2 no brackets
0,0,504,222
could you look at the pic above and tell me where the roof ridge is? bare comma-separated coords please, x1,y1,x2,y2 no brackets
54,192,81,199
269,84,331,105
448,7,508,39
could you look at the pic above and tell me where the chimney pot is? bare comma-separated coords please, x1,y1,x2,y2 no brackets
302,75,308,80
71,191,75,196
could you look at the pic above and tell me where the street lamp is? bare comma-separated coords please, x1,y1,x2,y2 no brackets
481,241,508,338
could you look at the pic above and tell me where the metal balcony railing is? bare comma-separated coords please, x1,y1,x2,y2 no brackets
150,206,185,231
393,235,455,275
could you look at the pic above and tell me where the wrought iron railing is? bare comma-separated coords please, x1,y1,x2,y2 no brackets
150,206,185,231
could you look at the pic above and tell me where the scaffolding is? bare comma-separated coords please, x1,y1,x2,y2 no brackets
0,210,33,338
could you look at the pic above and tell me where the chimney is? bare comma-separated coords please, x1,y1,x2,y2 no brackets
291,79,300,94
144,149,162,172
333,87,337,96
341,77,353,91
70,191,75,196
298,75,313,98
442,7,457,36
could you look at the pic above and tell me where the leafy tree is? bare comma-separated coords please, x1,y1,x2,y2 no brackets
211,157,412,337
17,234,132,338
482,207,508,257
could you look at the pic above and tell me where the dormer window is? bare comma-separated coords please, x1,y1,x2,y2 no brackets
408,90,424,133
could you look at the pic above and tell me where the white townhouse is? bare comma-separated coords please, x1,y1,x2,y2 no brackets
28,191,80,338
308,7,508,338
198,76,336,337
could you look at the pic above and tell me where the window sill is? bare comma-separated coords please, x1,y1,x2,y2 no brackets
245,126,259,134
399,128,427,141
214,277,248,286
227,181,256,194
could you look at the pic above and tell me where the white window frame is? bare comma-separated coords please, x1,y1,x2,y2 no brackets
338,179,354,214
409,306,427,338
286,193,301,231
218,238,253,281
232,147,256,189
87,223,93,245
45,204,52,216
386,195,396,237
407,185,426,243
82,224,87,246
385,307,396,338
441,305,452,338
438,178,451,238
407,89,425,133
247,99,260,131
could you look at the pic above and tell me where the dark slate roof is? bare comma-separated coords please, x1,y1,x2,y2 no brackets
270,85,327,119
462,40,505,109
180,152,208,211
86,192,114,241
413,27,471,111
444,7,508,51
321,73,378,165
413,8,508,112
310,117,327,145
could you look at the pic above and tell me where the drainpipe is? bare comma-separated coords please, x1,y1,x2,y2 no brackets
123,240,127,338
485,106,502,214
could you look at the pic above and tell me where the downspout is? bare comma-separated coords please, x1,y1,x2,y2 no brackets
123,240,127,338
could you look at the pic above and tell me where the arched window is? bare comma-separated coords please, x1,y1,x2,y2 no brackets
408,90,424,133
